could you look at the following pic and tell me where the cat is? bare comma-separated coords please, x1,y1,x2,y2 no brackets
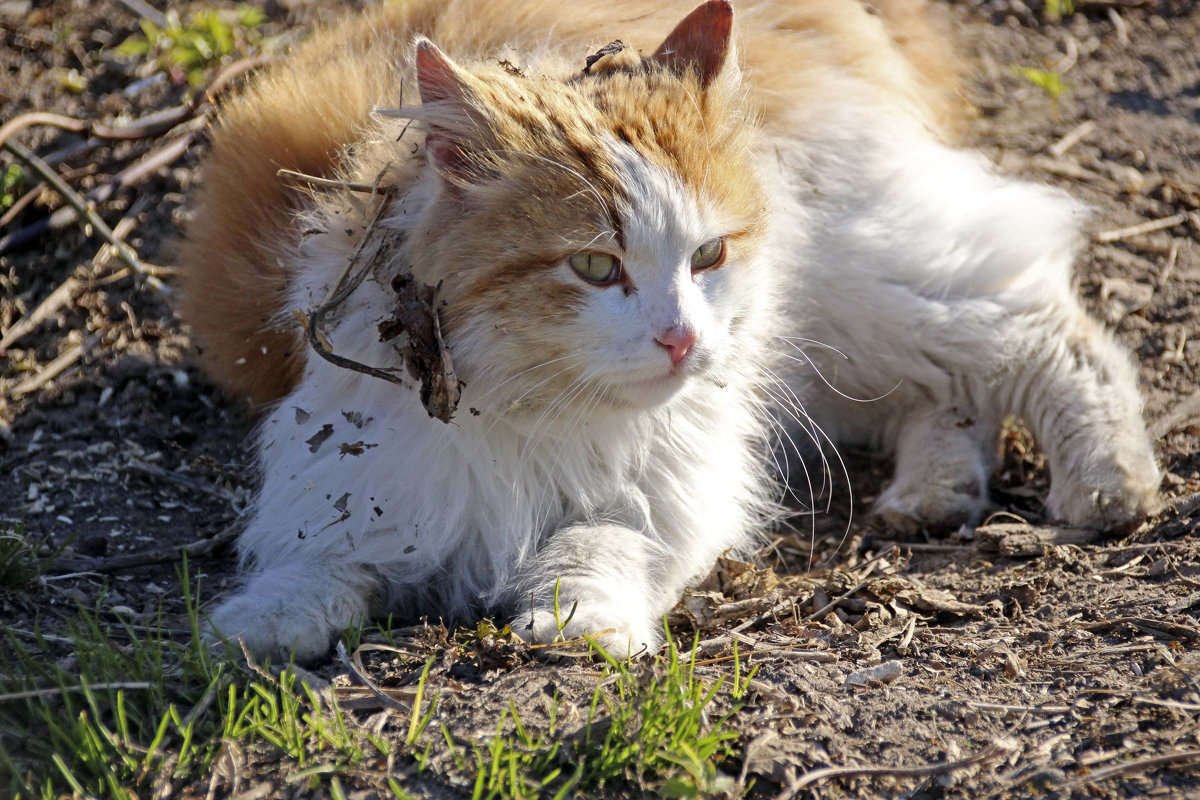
182,0,1161,662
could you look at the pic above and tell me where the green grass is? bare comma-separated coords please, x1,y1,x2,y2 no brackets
1012,65,1071,116
2,559,752,799
1013,67,1070,100
0,525,39,589
115,4,267,86
445,627,753,799
1,563,215,797
0,523,68,589
0,560,392,798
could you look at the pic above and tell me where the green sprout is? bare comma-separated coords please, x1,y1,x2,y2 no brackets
1,164,26,211
115,5,266,87
1012,66,1071,114
1043,0,1077,22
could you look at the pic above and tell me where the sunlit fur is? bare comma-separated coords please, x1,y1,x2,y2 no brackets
184,0,1159,661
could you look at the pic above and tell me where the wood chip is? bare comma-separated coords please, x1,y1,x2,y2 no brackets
844,660,903,687
976,523,1101,556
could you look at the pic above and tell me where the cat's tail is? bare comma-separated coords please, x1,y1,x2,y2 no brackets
180,3,433,405
869,0,967,136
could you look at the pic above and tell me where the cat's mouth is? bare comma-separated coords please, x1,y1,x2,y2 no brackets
606,364,700,409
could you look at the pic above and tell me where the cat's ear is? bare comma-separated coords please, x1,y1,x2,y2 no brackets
414,38,486,183
415,37,471,105
651,0,734,88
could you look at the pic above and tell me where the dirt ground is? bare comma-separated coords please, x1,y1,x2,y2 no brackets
1,0,1199,797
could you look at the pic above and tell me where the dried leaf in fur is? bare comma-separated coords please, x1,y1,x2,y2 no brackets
378,274,462,423
583,41,638,75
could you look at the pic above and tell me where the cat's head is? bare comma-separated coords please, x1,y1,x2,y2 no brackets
402,1,772,417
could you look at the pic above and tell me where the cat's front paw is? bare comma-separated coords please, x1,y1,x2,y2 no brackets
207,594,343,664
513,523,669,658
206,566,374,663
512,604,661,659
1039,412,1162,528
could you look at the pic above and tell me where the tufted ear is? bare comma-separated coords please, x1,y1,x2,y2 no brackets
650,0,734,88
414,38,485,183
415,37,470,105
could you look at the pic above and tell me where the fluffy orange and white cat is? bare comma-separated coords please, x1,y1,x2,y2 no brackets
183,0,1161,661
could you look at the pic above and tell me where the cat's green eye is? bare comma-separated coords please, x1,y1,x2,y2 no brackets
569,251,621,284
691,237,726,272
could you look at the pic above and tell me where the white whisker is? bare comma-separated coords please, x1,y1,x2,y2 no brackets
778,338,902,404
758,365,856,561
476,354,578,404
776,335,851,360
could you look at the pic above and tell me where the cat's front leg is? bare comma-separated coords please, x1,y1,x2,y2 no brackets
873,405,997,531
511,524,668,658
207,561,379,663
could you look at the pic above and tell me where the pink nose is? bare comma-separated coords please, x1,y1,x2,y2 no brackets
656,328,699,366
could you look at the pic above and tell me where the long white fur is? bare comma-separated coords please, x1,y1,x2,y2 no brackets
209,37,1159,662
209,131,776,660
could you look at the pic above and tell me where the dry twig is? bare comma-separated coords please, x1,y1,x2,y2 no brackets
47,525,240,575
0,54,272,153
0,682,154,703
304,197,413,388
0,277,80,355
806,577,874,623
0,182,42,227
1066,749,1200,789
976,523,1100,556
1082,616,1200,642
11,333,102,398
1,200,145,354
277,168,382,195
0,54,271,256
0,110,173,153
1048,120,1096,157
0,127,199,256
730,595,796,634
112,0,168,27
774,744,1006,798
335,641,413,713
1152,388,1200,439
1095,211,1194,243
2,140,161,289
965,701,1072,715
303,185,463,422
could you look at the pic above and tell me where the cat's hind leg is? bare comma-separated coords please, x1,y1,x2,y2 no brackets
865,310,1160,531
1009,309,1161,527
872,404,997,531
795,132,1161,531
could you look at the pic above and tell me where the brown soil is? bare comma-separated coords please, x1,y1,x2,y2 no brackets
1,1,1198,797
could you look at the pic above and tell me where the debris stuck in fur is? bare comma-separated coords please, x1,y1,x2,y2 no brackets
583,40,628,74
378,274,463,423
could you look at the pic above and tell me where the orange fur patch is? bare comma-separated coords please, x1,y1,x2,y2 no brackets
182,0,962,405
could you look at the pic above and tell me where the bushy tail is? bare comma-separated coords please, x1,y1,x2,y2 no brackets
180,3,434,405
871,0,967,135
